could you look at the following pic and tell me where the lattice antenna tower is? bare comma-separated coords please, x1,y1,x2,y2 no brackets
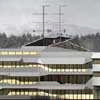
32,5,49,38
32,5,67,44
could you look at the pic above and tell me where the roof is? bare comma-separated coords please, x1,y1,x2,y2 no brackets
0,67,47,76
0,82,87,90
38,57,91,64
0,47,92,64
54,39,89,51
0,67,92,76
42,47,78,52
0,96,31,100
25,36,70,46
39,47,92,64
92,52,100,59
92,77,100,86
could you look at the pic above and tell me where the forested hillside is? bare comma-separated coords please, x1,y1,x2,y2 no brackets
0,33,40,48
71,33,100,52
0,32,100,52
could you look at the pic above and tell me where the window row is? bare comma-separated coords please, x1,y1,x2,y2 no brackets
7,90,93,99
0,63,92,68
45,64,92,69
0,79,38,85
47,68,88,72
41,75,92,84
0,77,39,85
0,51,38,55
0,64,90,72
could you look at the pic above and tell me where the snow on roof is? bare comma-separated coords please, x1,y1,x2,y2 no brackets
1,82,86,90
92,52,100,59
0,47,92,64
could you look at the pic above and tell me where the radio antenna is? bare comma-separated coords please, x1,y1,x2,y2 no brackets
42,5,49,38
58,5,66,41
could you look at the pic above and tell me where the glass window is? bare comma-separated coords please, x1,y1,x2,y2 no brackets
20,90,24,95
29,91,32,96
82,94,86,99
0,65,2,68
16,51,22,55
65,69,69,72
8,52,15,55
65,94,69,99
73,69,77,72
85,94,90,99
12,91,15,95
77,94,82,99
53,69,56,72
74,94,78,99
78,69,81,72
30,52,37,55
8,91,12,95
25,91,28,95
1,51,8,55
70,69,73,72
90,94,94,99
23,52,30,55
7,65,11,68
32,92,37,96
57,69,61,72
82,69,87,72
45,92,48,96
33,64,37,67
49,68,52,72
61,69,65,72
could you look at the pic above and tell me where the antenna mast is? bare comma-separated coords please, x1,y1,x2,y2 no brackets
58,5,66,41
42,5,45,38
42,5,49,38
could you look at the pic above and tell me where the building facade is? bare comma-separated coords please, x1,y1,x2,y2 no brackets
0,37,99,100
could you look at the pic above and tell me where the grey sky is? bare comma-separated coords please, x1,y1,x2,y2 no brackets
0,0,100,35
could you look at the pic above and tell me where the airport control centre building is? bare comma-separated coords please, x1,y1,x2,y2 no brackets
0,35,99,100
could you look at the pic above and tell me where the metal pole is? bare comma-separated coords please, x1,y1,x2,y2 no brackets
42,5,49,46
59,6,62,41
59,6,61,36
42,5,45,38
58,5,66,41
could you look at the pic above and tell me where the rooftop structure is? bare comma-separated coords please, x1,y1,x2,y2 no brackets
25,36,70,46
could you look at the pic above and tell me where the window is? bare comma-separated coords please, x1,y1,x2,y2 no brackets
0,51,38,56
8,52,15,55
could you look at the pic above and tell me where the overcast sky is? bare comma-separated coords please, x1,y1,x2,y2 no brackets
0,0,100,35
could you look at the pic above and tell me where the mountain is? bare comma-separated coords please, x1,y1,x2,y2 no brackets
0,24,100,36
64,24,100,36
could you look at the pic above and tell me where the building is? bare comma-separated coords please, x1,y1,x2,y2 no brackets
0,36,99,100
92,52,100,99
